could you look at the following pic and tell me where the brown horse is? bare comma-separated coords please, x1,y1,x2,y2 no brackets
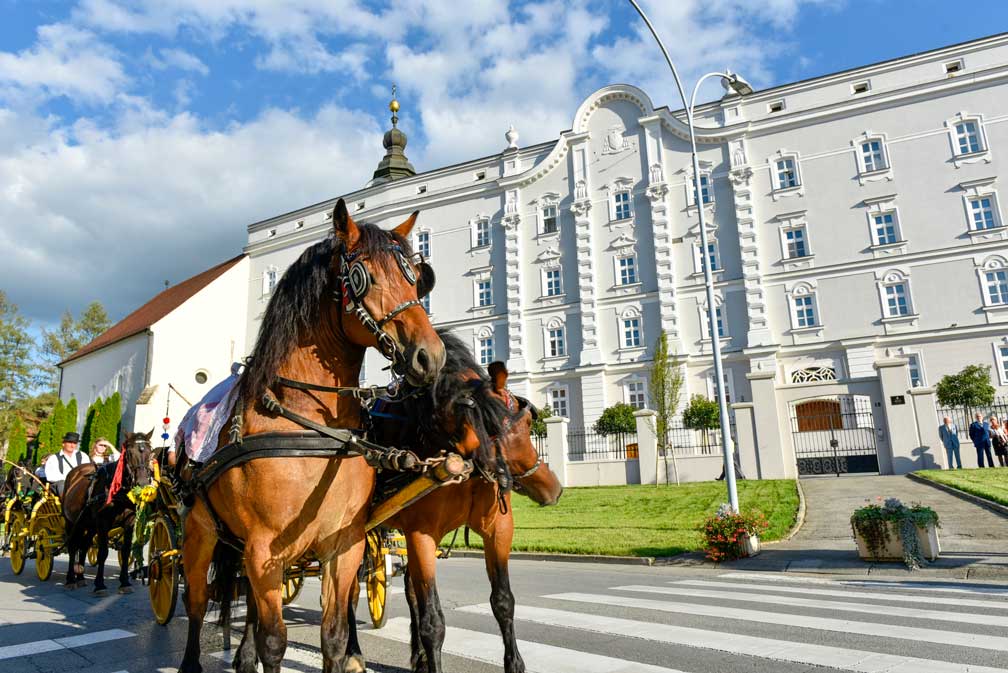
61,430,154,593
351,331,563,673
178,198,445,673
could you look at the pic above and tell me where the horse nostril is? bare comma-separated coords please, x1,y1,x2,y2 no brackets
415,347,430,373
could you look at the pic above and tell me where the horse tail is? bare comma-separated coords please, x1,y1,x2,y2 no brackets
209,541,243,627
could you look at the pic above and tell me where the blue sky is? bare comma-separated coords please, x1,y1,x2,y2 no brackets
1,0,1007,331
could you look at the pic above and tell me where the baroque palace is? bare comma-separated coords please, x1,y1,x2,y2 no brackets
61,32,1008,480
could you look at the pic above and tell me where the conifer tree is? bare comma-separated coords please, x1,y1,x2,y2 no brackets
64,398,78,437
7,416,27,463
81,398,102,455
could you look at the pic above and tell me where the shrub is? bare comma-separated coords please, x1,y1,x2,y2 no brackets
530,403,552,438
593,403,637,436
850,497,940,570
702,504,768,562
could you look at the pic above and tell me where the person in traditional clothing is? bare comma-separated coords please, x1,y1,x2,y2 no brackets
43,432,91,495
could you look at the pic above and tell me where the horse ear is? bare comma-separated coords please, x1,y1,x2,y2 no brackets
146,429,154,441
392,210,420,239
332,198,360,248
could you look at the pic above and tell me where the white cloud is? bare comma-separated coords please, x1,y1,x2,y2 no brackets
0,23,128,103
151,48,210,75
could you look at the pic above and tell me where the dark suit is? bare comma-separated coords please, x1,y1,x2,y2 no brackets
969,420,994,468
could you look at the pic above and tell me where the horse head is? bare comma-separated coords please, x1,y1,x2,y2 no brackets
122,430,155,489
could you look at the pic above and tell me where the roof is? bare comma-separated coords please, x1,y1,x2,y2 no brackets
59,254,246,366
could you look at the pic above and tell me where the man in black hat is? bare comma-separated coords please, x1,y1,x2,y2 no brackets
43,431,90,495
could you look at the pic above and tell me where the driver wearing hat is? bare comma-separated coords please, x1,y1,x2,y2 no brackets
43,431,91,495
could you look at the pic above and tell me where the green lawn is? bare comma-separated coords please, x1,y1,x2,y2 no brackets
914,468,1008,507
444,480,799,558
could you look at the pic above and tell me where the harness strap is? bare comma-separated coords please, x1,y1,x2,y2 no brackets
275,376,385,400
375,300,420,328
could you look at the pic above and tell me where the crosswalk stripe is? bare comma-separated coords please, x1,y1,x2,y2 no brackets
459,603,1008,673
616,583,1008,627
721,572,1008,597
674,578,1008,611
545,592,1008,652
0,628,135,660
210,642,323,671
364,616,686,672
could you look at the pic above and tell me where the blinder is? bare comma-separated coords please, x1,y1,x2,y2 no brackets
416,261,436,299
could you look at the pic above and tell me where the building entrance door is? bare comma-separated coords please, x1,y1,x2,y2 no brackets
790,395,880,476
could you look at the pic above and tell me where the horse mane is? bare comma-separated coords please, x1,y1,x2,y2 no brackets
239,223,415,404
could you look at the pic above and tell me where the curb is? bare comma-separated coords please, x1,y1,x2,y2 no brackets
763,478,806,547
447,549,655,566
907,472,1008,519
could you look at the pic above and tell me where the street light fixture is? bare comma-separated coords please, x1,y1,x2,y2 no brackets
627,0,755,512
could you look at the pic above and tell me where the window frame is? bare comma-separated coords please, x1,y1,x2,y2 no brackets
851,132,893,184
613,189,633,221
624,377,648,410
876,269,917,323
945,113,992,167
976,255,1008,313
541,264,564,298
474,277,494,308
415,229,431,259
693,239,721,275
471,216,492,249
769,151,803,198
705,369,736,405
262,266,278,298
617,254,639,286
995,341,1008,386
543,317,567,360
698,296,729,342
619,307,644,350
475,328,494,367
904,351,926,388
959,178,1005,241
547,385,569,418
786,281,823,334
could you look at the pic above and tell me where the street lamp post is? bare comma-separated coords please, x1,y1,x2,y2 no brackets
627,0,753,512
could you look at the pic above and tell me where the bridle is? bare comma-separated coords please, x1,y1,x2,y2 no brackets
335,240,435,377
493,404,543,492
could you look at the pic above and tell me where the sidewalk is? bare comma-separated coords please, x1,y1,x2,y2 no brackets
719,474,1008,579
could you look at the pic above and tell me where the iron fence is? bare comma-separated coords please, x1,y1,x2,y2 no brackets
567,427,638,461
532,433,546,458
936,397,1008,437
658,416,736,457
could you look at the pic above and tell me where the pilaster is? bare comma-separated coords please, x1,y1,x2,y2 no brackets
641,115,681,349
728,138,771,346
569,136,602,365
503,188,527,373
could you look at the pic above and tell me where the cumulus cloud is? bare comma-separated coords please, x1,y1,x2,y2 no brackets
149,48,209,75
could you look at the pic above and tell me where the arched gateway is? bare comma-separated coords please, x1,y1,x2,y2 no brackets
789,395,880,476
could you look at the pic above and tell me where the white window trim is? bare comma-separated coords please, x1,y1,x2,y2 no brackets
945,112,992,168
470,215,492,250
768,150,804,200
785,281,823,336
896,348,927,388
875,268,919,330
542,317,568,360
605,176,636,224
774,211,814,270
697,295,729,343
261,265,278,298
994,339,1008,386
682,161,716,214
540,263,565,299
618,306,645,351
862,195,907,256
474,326,495,367
547,384,570,418
959,178,1007,241
851,131,893,185
692,238,722,277
536,193,562,238
612,252,641,289
471,268,494,310
975,254,1008,314
705,369,736,405
623,376,649,409
414,227,432,259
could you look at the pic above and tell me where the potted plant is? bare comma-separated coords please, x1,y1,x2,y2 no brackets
702,504,768,562
850,497,940,570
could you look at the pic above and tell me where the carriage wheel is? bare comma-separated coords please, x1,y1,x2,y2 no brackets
8,510,26,575
34,526,54,581
282,571,304,606
87,543,98,567
147,517,179,625
365,531,388,629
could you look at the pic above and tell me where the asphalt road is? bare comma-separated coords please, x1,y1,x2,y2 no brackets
2,552,1008,673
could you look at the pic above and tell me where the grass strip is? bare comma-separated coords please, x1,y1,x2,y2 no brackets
914,468,1008,507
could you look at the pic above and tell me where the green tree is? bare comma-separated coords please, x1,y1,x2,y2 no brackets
593,403,637,436
0,291,36,446
81,397,103,455
936,364,996,422
37,398,66,463
64,398,78,437
101,393,123,446
648,331,685,484
6,416,27,463
530,403,552,438
682,394,720,453
40,301,111,389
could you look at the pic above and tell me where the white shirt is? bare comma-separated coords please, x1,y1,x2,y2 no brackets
90,449,121,465
43,449,91,483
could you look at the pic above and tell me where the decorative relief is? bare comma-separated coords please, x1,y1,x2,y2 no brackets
790,367,837,384
649,163,664,184
602,125,634,155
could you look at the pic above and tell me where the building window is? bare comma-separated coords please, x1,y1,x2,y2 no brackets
872,212,900,245
784,227,808,258
706,370,735,404
793,295,817,328
697,173,714,205
626,380,647,409
417,231,430,258
884,282,911,317
542,204,558,234
861,139,887,172
478,335,494,366
623,316,642,348
474,218,491,248
614,190,632,220
986,269,1008,305
544,267,563,297
618,256,638,285
703,305,726,340
969,196,1000,230
476,279,493,307
906,353,924,387
549,387,568,418
547,325,566,357
695,241,720,272
775,157,800,189
955,120,984,155
997,345,1008,385
263,268,278,296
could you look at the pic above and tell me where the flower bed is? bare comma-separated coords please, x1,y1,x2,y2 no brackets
850,497,940,570
702,504,769,562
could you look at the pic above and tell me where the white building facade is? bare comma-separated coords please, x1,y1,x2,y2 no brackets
239,34,1008,479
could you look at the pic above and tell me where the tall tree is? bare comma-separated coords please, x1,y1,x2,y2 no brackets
936,364,996,423
64,397,79,437
40,301,111,389
82,398,102,454
648,331,685,485
0,291,35,442
6,416,27,463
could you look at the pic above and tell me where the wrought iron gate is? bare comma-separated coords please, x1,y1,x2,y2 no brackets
790,395,880,476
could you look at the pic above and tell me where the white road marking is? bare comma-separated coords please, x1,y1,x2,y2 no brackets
458,603,1008,673
721,572,1008,596
364,616,686,673
0,628,135,660
615,583,1008,626
210,642,322,671
674,578,1008,611
545,592,1008,652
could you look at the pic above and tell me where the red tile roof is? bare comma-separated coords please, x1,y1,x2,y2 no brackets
59,254,246,366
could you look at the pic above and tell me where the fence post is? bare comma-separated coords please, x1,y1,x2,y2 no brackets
634,409,659,485
909,386,943,470
731,403,759,479
544,416,569,488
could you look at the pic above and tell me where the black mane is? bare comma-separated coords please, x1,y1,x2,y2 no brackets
239,223,415,404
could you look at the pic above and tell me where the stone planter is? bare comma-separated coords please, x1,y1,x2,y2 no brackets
854,521,940,562
740,533,760,558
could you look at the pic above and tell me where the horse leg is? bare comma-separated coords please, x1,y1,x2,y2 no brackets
402,565,426,672
319,538,365,673
178,505,217,673
93,525,109,595
232,585,259,673
405,531,444,673
482,515,525,673
245,545,287,673
344,578,365,673
118,518,134,592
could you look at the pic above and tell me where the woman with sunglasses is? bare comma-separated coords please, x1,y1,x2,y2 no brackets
89,437,121,465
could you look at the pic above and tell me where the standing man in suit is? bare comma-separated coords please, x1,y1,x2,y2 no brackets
968,412,994,468
938,416,962,469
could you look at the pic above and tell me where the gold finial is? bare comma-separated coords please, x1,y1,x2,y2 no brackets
389,84,400,127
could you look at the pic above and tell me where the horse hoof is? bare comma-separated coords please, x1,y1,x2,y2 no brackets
76,580,88,589
93,588,108,597
118,586,134,595
344,655,366,673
